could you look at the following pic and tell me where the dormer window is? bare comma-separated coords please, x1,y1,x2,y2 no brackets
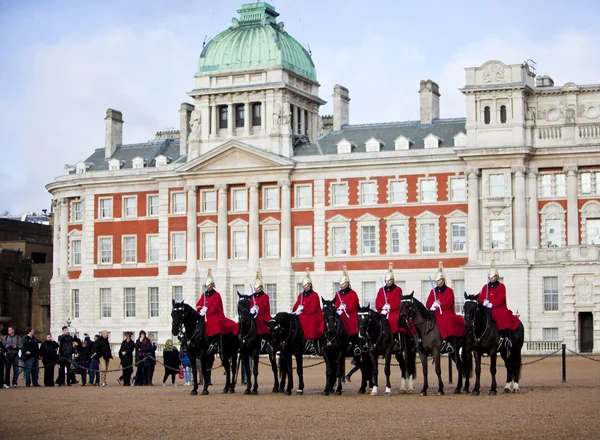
336,138,354,154
108,159,121,171
75,162,89,174
155,155,169,168
453,132,467,147
365,137,383,152
423,134,442,149
394,135,413,150
132,157,144,169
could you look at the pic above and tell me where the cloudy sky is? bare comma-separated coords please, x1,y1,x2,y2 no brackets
1,0,599,214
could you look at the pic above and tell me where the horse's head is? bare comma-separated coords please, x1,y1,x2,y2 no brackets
398,291,416,328
357,304,374,340
237,292,252,325
463,292,481,331
321,297,338,337
268,312,288,343
171,299,187,336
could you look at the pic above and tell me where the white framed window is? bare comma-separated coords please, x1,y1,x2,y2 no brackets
124,288,136,318
264,229,279,258
331,183,348,206
365,137,381,152
360,181,378,205
580,201,600,245
597,172,600,194
332,226,348,256
71,239,81,266
123,196,137,218
421,224,436,253
556,174,566,197
295,185,312,208
98,237,113,264
232,188,247,212
171,232,186,261
264,187,279,210
100,288,111,318
336,138,353,154
132,157,144,169
233,284,245,297
543,327,559,341
545,219,561,248
76,162,87,174
99,197,113,219
581,172,592,195
233,230,247,259
585,218,600,245
421,280,432,303
149,287,159,318
453,280,465,314
490,219,506,249
201,190,216,213
362,281,377,307
451,223,467,252
265,284,278,314
449,177,466,201
540,203,566,248
147,195,159,217
72,289,80,319
489,174,505,197
389,180,407,204
295,227,312,257
146,235,159,263
122,235,137,264
72,201,82,222
541,175,553,197
201,231,216,260
155,155,168,167
543,277,559,312
419,178,437,203
171,192,186,214
390,225,407,254
172,286,183,302
361,225,377,255
416,211,439,254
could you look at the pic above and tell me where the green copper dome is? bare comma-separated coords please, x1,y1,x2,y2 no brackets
197,2,317,81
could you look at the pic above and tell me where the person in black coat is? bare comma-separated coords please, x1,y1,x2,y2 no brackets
161,339,181,386
57,326,74,386
74,339,91,386
91,330,112,386
134,331,153,386
0,339,7,389
20,328,40,387
118,332,134,386
40,333,59,387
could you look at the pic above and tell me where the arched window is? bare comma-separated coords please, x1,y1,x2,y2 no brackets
484,106,491,125
500,105,507,124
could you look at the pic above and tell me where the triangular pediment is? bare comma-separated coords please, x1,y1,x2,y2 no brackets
228,218,249,227
197,219,218,228
356,213,380,222
445,209,467,219
178,141,295,173
415,210,439,220
68,229,82,237
259,216,281,226
326,214,351,223
385,212,409,221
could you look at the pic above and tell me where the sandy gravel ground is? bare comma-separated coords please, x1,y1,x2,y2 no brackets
1,355,599,440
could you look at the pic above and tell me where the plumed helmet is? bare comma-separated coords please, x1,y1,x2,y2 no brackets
205,268,215,289
339,266,350,289
384,262,395,282
302,268,312,288
434,261,445,282
254,271,263,290
488,260,499,279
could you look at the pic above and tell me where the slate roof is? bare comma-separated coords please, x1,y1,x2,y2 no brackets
75,138,183,173
294,118,466,156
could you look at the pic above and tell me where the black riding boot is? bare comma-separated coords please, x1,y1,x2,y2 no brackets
393,334,402,352
208,335,221,355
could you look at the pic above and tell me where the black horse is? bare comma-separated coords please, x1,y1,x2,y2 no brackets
463,293,524,395
237,293,279,394
268,312,305,395
321,298,348,395
398,292,471,396
171,300,239,395
357,305,416,395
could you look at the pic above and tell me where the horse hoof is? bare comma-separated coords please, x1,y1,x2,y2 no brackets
503,388,511,394
471,390,480,396
358,388,366,394
190,390,198,396
284,390,291,396
244,390,251,395
512,387,520,393
278,388,285,394
322,390,329,396
201,390,209,395
419,391,427,396
335,390,342,396
229,388,236,394
453,389,461,395
384,387,391,395
222,388,229,394
272,388,279,393
489,390,497,396
437,391,445,396
251,390,258,395
296,390,303,395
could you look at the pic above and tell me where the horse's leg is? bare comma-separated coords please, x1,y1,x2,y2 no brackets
335,349,344,395
279,355,287,393
384,352,392,395
435,350,444,396
243,354,252,394
251,351,259,394
489,350,498,396
472,350,481,396
269,351,279,393
322,352,331,396
503,350,512,393
190,353,198,396
230,346,238,393
201,355,210,395
296,351,304,395
407,340,416,393
397,351,407,393
453,343,463,394
222,355,231,394
358,354,368,394
419,350,428,396
512,346,522,393
462,342,471,394
370,352,379,395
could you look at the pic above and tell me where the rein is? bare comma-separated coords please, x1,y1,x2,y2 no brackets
467,300,490,345
238,313,255,343
323,311,342,346
401,298,435,350
358,311,384,351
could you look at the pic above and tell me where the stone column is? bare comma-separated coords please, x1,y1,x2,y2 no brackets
279,180,292,268
527,167,539,250
466,168,480,263
216,184,228,270
565,166,579,245
244,98,250,137
513,167,527,261
186,186,198,273
59,198,68,277
300,108,306,135
210,104,217,138
291,105,298,135
247,182,260,271
227,103,234,138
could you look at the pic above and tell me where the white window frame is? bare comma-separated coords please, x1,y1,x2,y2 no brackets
265,283,278,314
124,287,136,318
123,196,137,219
540,174,553,198
71,200,83,222
147,194,159,217
171,192,186,214
72,289,80,319
331,182,349,207
122,235,137,264
539,203,566,248
229,218,248,260
356,213,380,255
98,236,113,265
336,138,353,154
198,219,217,261
580,201,600,245
489,174,506,198
542,277,559,312
146,234,159,264
263,228,279,259
543,327,559,341
418,178,437,203
132,157,144,169
100,288,112,318
556,173,567,197
295,226,312,258
232,230,248,259
200,190,216,213
327,214,351,257
201,230,217,260
263,186,279,210
490,219,507,250
172,286,183,302
295,184,312,209
360,181,378,206
445,210,468,253
365,137,381,152
98,197,113,220
415,211,440,254
71,238,82,267
232,188,247,212
580,172,592,195
453,280,465,313
386,212,409,255
170,232,186,262
448,177,466,202
108,159,121,171
149,287,159,318
388,179,407,204
362,281,377,307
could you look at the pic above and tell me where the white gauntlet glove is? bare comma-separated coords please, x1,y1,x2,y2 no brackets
199,306,208,316
250,305,259,315
295,305,304,315
336,309,344,316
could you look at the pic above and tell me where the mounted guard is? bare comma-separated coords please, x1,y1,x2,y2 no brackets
292,268,324,355
251,271,273,341
333,266,360,355
375,263,403,350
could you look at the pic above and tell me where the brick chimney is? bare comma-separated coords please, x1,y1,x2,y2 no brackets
332,84,350,131
419,80,440,125
104,109,123,158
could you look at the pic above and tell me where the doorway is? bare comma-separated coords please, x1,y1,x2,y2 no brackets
579,312,593,353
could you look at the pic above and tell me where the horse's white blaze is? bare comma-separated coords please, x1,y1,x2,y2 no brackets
385,386,391,395
400,378,406,391
371,386,378,395
408,375,414,392
504,382,512,391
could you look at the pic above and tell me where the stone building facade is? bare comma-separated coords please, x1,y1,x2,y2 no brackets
46,2,600,352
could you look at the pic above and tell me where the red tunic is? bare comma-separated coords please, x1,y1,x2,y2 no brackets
425,285,466,339
292,289,324,339
251,291,272,336
479,282,520,331
375,284,403,334
333,288,359,336
195,290,238,337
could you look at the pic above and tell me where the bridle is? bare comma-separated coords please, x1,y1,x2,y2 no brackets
358,309,383,350
323,306,342,346
400,296,435,347
270,317,294,349
465,299,490,345
238,304,256,342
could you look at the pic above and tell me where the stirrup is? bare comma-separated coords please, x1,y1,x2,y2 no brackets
354,346,362,356
442,341,454,354
505,339,512,349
